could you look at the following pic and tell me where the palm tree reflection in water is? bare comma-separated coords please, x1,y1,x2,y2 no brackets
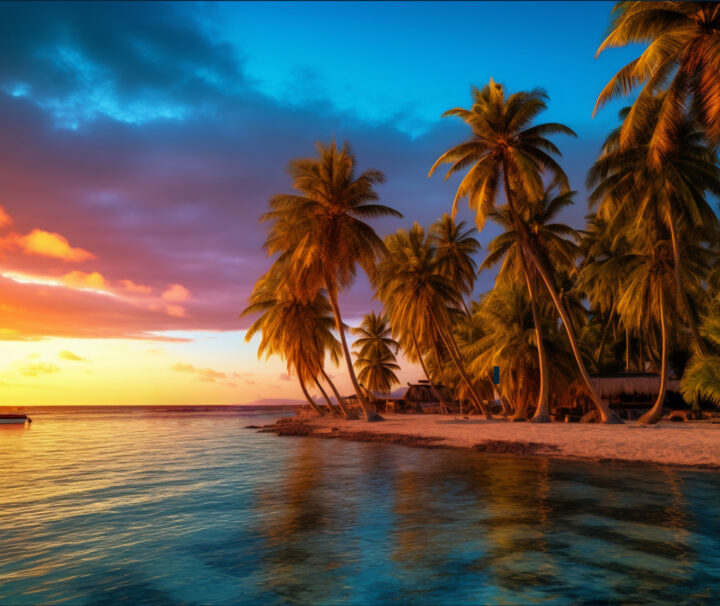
250,440,716,604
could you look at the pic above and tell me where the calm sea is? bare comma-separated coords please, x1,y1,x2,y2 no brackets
2,406,720,605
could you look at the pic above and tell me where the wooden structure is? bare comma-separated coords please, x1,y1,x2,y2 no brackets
586,373,682,420
382,381,452,414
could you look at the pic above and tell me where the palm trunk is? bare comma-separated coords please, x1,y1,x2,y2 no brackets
319,367,352,419
625,328,631,373
413,333,452,413
521,252,550,423
501,160,622,424
427,305,491,419
313,376,336,416
638,287,668,425
298,375,325,416
595,305,615,364
667,205,708,355
325,275,382,422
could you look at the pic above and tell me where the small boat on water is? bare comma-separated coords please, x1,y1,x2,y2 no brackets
0,414,31,424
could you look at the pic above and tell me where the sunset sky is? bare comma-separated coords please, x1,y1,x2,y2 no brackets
0,1,636,405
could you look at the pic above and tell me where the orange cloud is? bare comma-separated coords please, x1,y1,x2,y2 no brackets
165,304,186,318
63,271,107,290
171,362,226,382
0,206,11,228
120,279,152,294
13,229,95,262
162,283,190,302
59,350,87,362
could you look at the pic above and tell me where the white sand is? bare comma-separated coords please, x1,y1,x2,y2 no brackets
309,414,720,468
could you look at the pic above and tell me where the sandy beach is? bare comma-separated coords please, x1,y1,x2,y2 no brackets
267,414,720,469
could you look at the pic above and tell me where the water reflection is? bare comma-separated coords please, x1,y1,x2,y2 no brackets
2,412,720,605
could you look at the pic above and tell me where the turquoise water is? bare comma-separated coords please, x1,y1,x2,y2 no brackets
2,408,720,605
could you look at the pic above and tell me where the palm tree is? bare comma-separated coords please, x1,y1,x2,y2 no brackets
587,101,720,355
468,285,575,420
352,312,401,394
241,266,349,417
377,223,492,418
481,188,581,421
595,1,720,164
429,78,622,423
261,140,402,421
430,214,481,315
613,234,677,424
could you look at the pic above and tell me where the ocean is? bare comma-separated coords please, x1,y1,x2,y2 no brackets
2,406,720,605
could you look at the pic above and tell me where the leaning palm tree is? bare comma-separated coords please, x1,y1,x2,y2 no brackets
430,214,481,316
481,188,581,422
241,266,349,417
595,1,720,164
376,223,492,418
429,78,622,423
352,312,401,394
261,140,402,421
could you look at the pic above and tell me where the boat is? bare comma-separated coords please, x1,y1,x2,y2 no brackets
0,414,31,424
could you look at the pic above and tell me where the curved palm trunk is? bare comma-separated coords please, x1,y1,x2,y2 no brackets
298,375,325,416
313,376,337,416
325,276,382,422
667,204,708,356
427,306,491,419
521,252,550,423
639,287,669,425
319,367,352,419
501,162,622,424
413,333,452,413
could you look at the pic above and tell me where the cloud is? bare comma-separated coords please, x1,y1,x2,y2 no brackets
278,373,293,382
0,206,11,228
18,362,60,376
120,279,152,294
6,229,96,261
162,283,190,302
62,271,106,290
59,349,87,361
165,304,186,318
171,362,227,382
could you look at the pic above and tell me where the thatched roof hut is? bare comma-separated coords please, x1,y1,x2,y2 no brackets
589,373,680,399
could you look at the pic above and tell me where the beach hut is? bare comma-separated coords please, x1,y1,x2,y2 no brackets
383,381,452,414
588,373,683,419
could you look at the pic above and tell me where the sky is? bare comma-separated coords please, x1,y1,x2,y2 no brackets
0,1,639,405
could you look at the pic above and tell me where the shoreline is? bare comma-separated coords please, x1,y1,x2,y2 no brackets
258,413,720,471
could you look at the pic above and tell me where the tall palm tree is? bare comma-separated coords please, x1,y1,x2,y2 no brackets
430,214,481,316
241,266,348,417
595,1,720,164
377,223,492,418
262,140,402,421
352,312,401,394
587,101,720,355
429,78,622,423
481,188,581,421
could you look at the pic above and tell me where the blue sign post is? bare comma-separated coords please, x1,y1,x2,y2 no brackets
493,366,499,385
